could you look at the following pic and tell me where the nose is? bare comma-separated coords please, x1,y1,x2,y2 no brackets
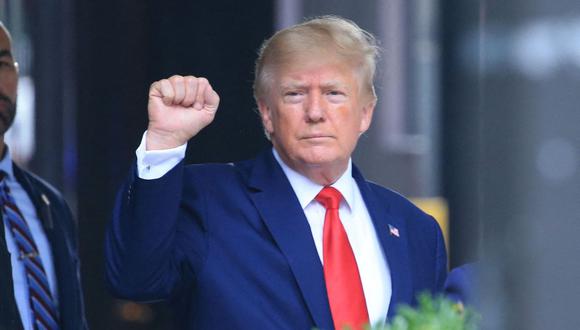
304,93,325,123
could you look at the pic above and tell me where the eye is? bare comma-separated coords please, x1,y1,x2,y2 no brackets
326,90,347,103
283,91,305,103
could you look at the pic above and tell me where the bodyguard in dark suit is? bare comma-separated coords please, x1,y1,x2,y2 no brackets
0,22,87,330
444,263,478,306
105,16,447,330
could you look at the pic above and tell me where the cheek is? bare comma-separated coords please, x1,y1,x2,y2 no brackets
273,108,300,130
336,111,366,143
5,77,18,100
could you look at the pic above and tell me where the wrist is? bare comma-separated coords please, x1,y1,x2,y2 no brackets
145,129,187,150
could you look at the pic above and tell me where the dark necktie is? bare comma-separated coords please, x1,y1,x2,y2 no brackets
0,173,60,330
316,186,369,330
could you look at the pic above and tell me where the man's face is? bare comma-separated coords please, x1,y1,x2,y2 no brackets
258,56,374,179
0,26,18,136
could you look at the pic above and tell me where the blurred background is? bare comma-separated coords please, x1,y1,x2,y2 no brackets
1,0,579,329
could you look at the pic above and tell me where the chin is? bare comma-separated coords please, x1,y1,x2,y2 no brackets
299,153,341,168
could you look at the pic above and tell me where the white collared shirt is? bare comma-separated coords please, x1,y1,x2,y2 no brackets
271,150,391,326
1,149,59,330
136,132,392,325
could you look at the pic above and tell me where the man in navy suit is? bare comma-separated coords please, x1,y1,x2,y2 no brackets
105,16,447,330
0,21,87,329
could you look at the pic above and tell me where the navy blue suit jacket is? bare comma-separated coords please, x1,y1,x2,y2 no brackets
105,149,447,329
0,164,88,330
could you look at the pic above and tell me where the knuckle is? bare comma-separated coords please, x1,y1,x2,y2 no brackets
185,76,196,85
197,77,209,85
160,79,172,89
169,75,184,85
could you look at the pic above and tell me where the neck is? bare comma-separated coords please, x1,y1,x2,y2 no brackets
282,157,348,186
301,165,346,186
271,147,350,186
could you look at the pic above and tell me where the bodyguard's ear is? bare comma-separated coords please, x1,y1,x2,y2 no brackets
258,100,274,135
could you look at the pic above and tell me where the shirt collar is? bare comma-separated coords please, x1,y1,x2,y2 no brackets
272,148,355,210
0,146,14,180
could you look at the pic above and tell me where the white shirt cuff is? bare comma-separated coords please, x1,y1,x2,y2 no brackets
135,131,187,180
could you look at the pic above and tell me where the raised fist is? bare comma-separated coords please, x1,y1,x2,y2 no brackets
146,75,220,150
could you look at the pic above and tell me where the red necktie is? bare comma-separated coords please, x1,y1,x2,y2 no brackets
316,186,369,330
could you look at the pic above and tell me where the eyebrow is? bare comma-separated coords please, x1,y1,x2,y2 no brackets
320,80,349,89
280,81,308,89
280,80,349,90
0,49,13,58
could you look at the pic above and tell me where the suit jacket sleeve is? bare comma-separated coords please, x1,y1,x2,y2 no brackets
104,160,205,301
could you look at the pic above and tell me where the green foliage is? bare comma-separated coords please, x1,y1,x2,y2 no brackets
368,293,480,330
314,294,479,330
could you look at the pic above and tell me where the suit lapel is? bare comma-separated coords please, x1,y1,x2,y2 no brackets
352,166,413,318
12,165,80,329
246,151,334,330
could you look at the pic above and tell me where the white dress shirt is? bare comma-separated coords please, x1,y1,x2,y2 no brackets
1,149,59,330
135,132,392,325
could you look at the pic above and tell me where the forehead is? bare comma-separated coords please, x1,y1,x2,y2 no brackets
0,26,12,53
275,56,361,88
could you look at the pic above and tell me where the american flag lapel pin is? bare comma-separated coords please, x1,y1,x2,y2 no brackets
388,224,400,238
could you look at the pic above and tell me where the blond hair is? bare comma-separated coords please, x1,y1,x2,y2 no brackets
253,15,379,103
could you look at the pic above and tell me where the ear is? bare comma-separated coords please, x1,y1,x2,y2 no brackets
359,99,376,134
258,99,274,135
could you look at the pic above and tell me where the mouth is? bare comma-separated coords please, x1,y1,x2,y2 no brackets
300,135,335,142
